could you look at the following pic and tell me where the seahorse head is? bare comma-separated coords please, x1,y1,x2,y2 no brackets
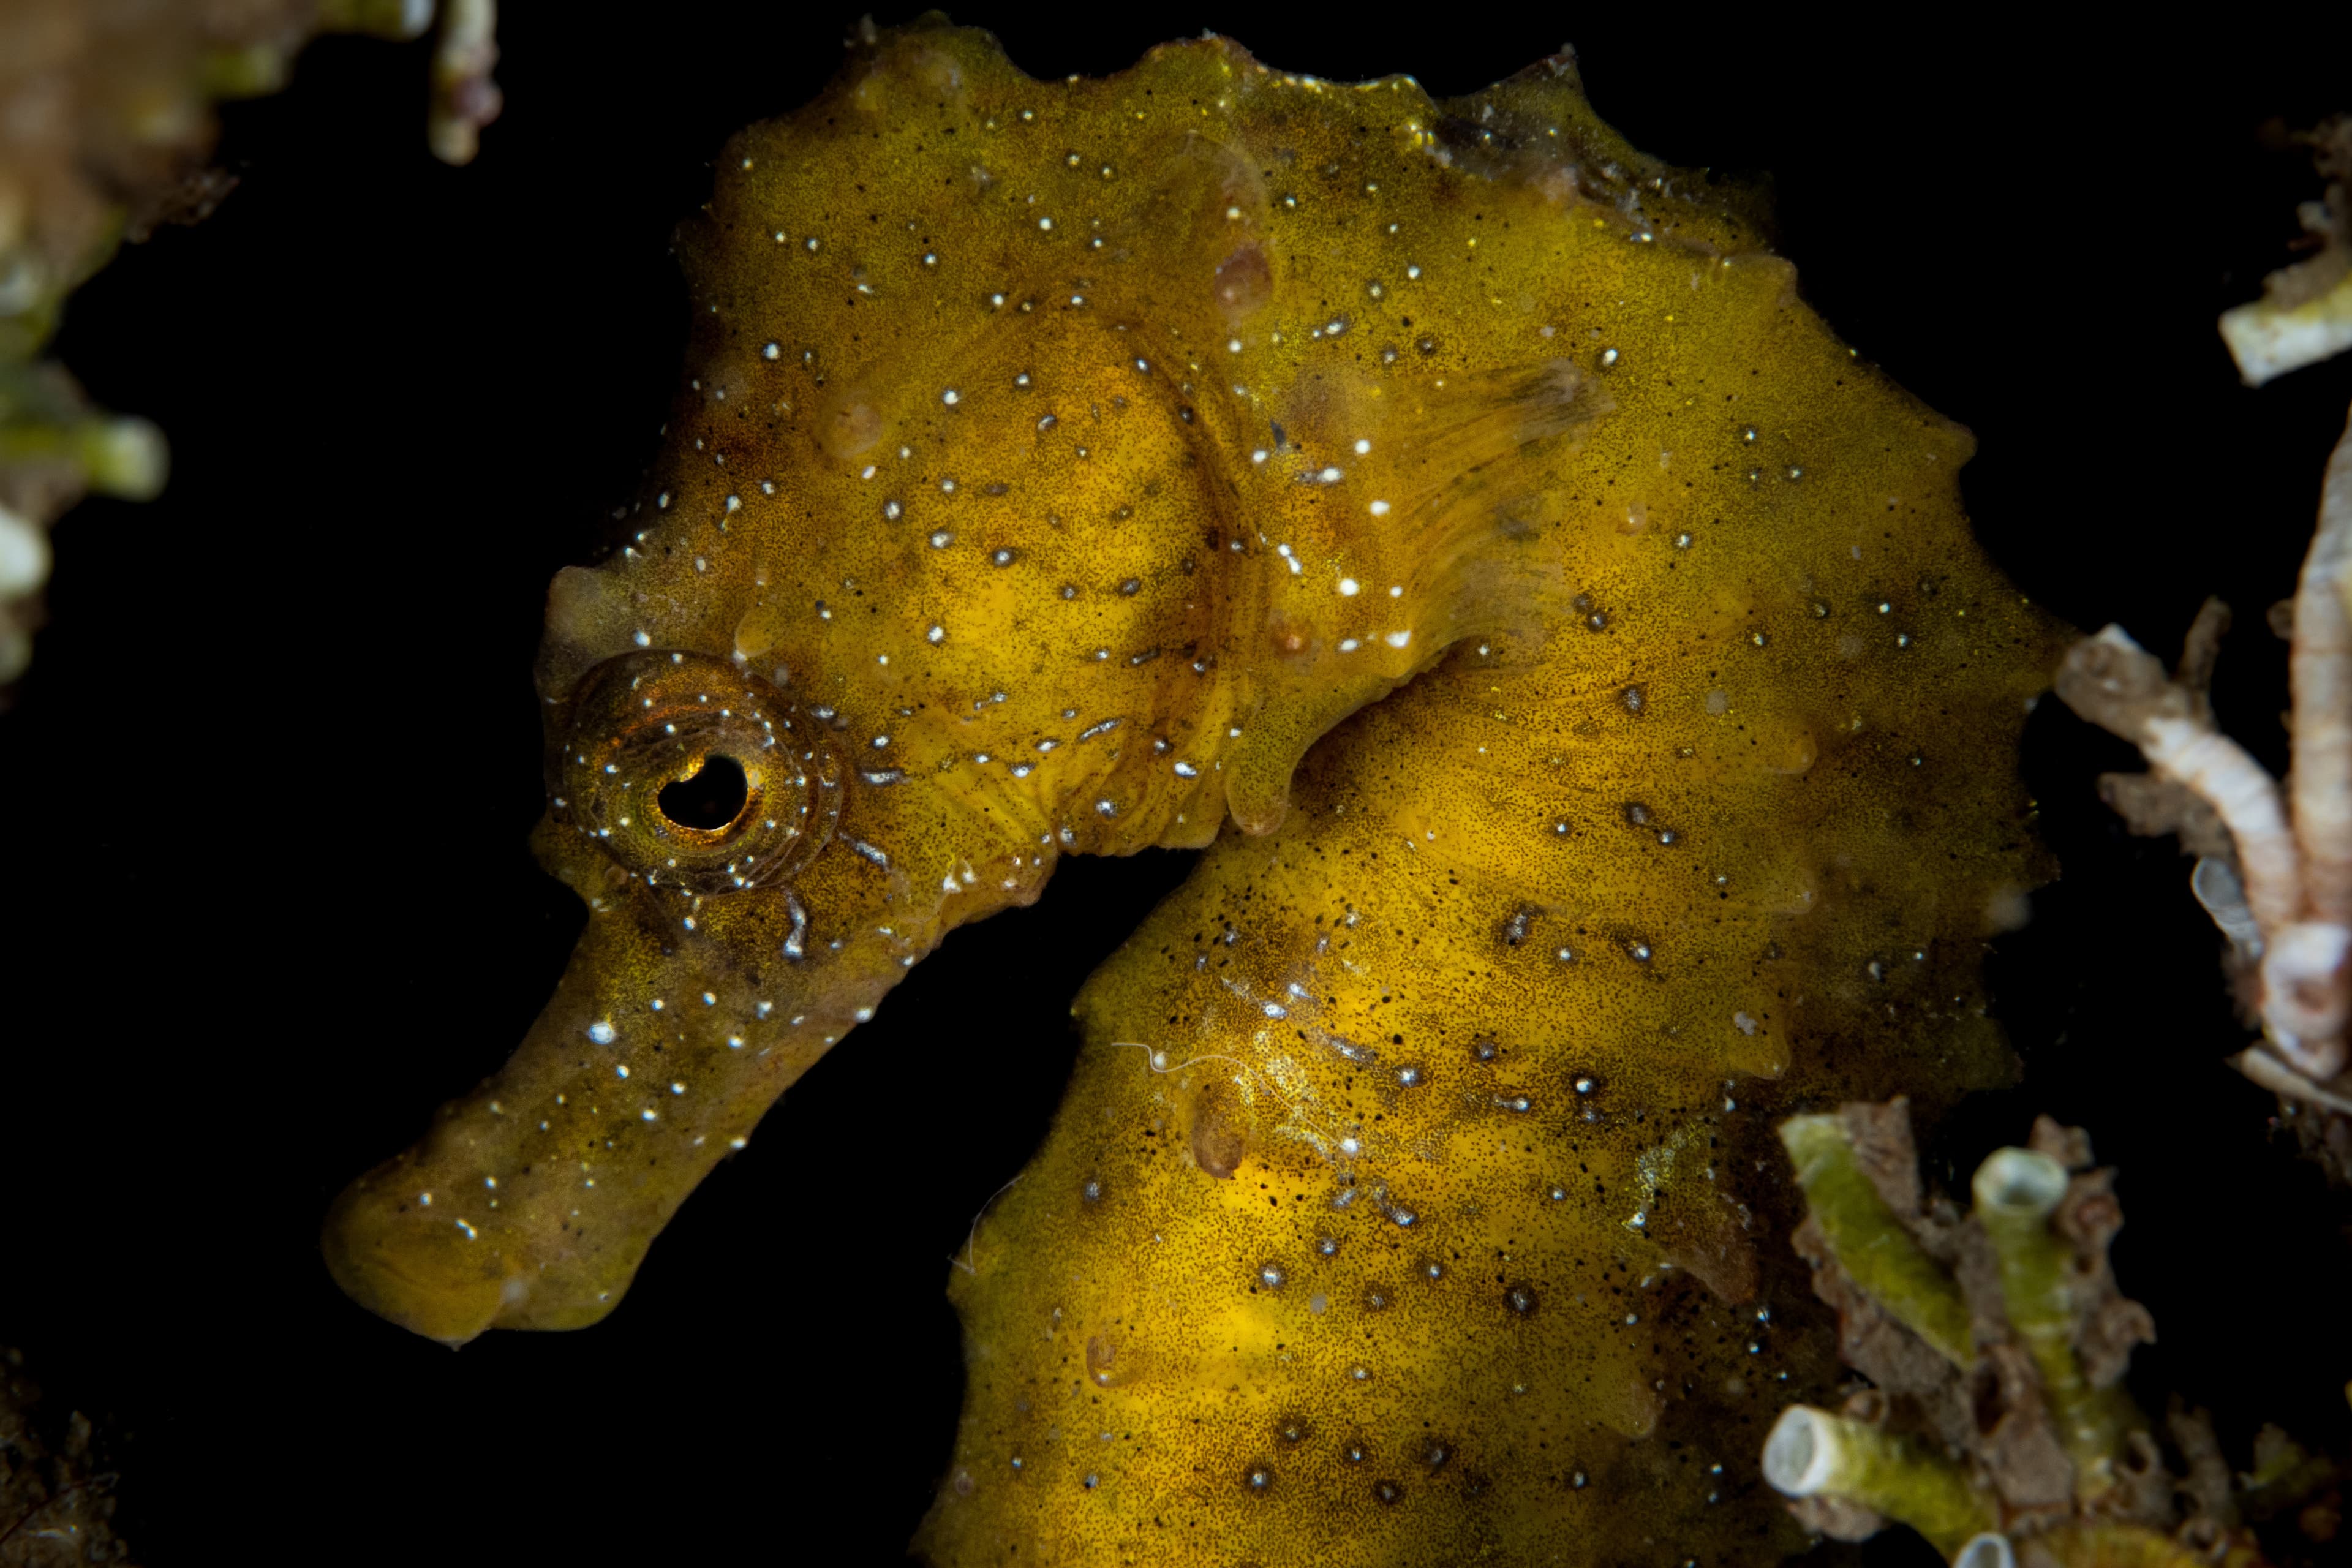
323,21,1665,1344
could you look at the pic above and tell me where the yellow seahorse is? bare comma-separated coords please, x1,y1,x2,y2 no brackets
320,21,2062,1562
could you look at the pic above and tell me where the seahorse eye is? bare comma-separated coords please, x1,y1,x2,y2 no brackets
557,649,842,894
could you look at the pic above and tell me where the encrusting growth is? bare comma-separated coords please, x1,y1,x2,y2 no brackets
1765,1099,2283,1568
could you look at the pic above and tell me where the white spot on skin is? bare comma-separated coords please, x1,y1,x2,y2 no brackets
1368,500,1390,517
587,1020,616,1044
1338,578,1359,596
1384,630,1412,649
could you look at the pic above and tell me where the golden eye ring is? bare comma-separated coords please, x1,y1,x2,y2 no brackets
556,650,842,894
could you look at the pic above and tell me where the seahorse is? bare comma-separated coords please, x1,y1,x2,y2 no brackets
320,20,2062,1561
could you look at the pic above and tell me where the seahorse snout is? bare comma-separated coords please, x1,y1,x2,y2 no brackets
318,883,880,1342
323,1158,541,1347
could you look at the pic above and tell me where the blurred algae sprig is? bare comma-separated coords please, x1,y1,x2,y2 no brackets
0,0,499,695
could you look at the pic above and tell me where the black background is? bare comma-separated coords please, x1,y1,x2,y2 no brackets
7,8,2352,1564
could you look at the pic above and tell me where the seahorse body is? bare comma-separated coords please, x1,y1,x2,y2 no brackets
321,40,2059,1564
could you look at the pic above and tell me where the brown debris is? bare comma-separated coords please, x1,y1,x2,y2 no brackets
1839,1096,1929,1220
2027,1115,2093,1177
2025,1123,2160,1399
2168,1404,2239,1534
2079,1294,2160,1393
120,165,241,244
1790,1212,1963,1412
2284,1095,2352,1184
2177,597,2233,726
1652,1186,1760,1305
0,1348,131,1566
1945,1220,2016,1371
2059,600,2249,864
2094,773,2236,861
1787,1492,1888,1542
2255,116,2352,315
1979,1339,2078,1516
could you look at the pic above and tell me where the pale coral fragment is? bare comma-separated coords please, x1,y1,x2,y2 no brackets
2220,118,2352,387
2056,404,2352,1083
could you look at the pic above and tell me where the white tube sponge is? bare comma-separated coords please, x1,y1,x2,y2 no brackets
1762,1405,1993,1553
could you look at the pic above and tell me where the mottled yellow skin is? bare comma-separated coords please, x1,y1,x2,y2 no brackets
323,39,2059,1565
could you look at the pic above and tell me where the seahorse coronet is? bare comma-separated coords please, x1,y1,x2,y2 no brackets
322,19,2065,1561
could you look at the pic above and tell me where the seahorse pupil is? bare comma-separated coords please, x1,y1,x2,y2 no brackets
657,753,749,832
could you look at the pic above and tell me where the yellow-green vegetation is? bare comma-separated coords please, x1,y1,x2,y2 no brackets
1765,1101,2284,1568
322,19,2060,1562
